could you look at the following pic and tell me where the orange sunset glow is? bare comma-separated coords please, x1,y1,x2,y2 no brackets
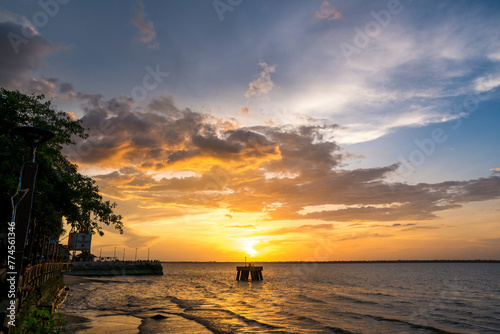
2,0,500,262
63,107,499,261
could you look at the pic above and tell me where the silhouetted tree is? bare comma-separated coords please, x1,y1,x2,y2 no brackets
0,88,123,239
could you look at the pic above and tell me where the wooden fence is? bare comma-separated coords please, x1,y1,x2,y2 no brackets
19,262,73,303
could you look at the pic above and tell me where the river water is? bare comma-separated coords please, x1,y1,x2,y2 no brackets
59,262,500,333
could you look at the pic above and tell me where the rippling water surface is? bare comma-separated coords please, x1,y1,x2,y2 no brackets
59,262,500,333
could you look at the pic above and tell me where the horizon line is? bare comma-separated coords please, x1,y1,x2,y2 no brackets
156,259,500,263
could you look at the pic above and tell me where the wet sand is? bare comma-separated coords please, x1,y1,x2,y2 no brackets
67,315,141,334
62,314,93,333
139,313,214,333
62,275,141,333
61,312,215,333
63,313,214,334
60,274,213,333
61,274,93,332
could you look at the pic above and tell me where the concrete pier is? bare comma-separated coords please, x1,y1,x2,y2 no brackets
236,265,263,281
66,261,163,276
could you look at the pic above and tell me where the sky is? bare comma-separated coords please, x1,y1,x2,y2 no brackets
1,0,499,261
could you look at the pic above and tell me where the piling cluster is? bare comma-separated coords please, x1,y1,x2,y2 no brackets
236,265,263,281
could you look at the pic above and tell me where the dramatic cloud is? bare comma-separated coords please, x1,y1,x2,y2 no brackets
65,95,281,172
65,94,500,227
245,61,276,98
314,1,342,20
59,82,75,94
0,13,56,93
0,12,78,100
131,0,158,49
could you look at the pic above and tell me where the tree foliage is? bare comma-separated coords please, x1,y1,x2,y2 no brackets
0,88,123,237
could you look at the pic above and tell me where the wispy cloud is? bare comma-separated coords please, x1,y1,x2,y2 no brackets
131,0,158,49
474,75,500,93
272,6,500,144
314,1,342,21
240,106,249,115
228,225,256,229
245,61,276,98
253,224,334,236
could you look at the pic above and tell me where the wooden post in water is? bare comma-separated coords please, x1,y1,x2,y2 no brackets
236,264,263,281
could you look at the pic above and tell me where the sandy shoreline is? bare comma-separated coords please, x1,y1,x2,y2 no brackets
60,274,214,333
60,275,163,334
61,274,94,332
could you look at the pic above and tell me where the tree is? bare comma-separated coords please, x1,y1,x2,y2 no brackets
0,88,123,237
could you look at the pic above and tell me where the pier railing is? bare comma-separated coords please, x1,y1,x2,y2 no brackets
72,260,160,268
69,260,163,276
19,262,73,303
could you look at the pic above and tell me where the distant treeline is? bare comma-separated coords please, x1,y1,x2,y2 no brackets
164,260,500,263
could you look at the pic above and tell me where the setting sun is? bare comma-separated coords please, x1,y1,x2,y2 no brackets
243,239,259,257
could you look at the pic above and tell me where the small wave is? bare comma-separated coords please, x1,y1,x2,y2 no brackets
295,315,318,322
366,314,457,334
86,278,131,284
236,300,257,308
439,317,500,333
147,307,165,311
203,308,283,329
360,291,395,298
169,296,203,309
331,293,378,305
165,297,286,332
236,315,283,330
297,294,328,304
179,308,284,334
322,325,358,334
448,300,469,307
398,300,412,304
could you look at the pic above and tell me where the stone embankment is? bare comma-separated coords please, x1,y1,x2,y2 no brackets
66,261,163,276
